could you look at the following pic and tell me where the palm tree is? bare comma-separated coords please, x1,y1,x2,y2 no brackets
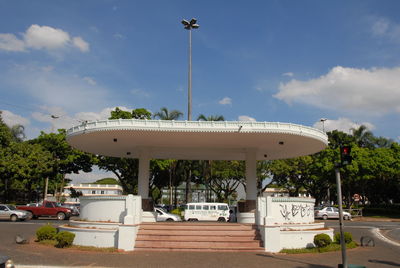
351,125,374,148
10,124,26,142
153,107,183,120
197,114,225,121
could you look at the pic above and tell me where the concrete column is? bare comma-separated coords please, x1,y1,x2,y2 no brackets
246,150,257,200
138,150,150,198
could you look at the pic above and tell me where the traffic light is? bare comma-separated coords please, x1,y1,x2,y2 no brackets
340,145,352,165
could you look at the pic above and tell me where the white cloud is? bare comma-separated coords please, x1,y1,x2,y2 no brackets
312,117,375,134
282,72,294,77
1,64,109,112
371,17,400,42
219,97,232,105
0,33,26,51
83,76,96,85
113,33,125,40
72,36,90,52
24,24,70,50
1,110,30,127
275,66,400,116
238,115,256,122
0,25,89,53
130,89,150,98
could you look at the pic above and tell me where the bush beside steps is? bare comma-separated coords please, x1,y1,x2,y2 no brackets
36,224,75,248
280,232,357,254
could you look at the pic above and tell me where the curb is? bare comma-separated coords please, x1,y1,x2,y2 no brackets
372,228,400,247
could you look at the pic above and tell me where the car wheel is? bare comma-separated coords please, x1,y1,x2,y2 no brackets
57,212,66,220
26,212,33,220
344,215,350,220
10,214,18,222
166,218,174,222
322,215,328,220
217,217,226,222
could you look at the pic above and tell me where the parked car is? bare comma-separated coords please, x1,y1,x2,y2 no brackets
154,207,181,222
0,255,14,268
60,203,80,216
0,204,31,222
17,200,72,220
315,206,351,220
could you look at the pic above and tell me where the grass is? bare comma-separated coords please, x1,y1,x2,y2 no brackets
37,239,57,246
280,241,358,254
70,245,118,252
36,239,117,252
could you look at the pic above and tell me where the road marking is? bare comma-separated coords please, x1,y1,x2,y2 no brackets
372,228,400,247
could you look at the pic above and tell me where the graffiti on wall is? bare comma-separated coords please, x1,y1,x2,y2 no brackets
279,204,313,221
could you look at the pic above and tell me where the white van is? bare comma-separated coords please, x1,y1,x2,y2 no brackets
184,202,230,222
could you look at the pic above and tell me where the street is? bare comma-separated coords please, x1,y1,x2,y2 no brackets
0,219,399,268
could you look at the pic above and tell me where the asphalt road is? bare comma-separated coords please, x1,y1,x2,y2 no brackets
0,218,399,268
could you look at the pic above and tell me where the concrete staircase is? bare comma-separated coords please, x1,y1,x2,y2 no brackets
135,222,264,252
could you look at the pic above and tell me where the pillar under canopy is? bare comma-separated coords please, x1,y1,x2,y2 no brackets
239,149,257,213
137,150,153,211
138,150,150,198
246,150,257,200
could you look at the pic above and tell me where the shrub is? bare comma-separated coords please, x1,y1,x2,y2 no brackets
334,232,353,244
36,224,57,241
313,233,332,248
171,208,183,216
55,231,75,248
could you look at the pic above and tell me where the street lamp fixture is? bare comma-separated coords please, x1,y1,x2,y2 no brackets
181,18,199,121
320,118,327,132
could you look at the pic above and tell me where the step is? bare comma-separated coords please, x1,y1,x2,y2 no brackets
136,235,261,241
135,240,262,248
134,222,264,252
137,229,258,236
134,247,265,252
139,223,257,231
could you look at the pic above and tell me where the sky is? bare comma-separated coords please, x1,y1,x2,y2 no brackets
1,0,400,182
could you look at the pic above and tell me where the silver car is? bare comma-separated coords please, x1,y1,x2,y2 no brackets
315,206,351,220
0,204,31,221
154,207,181,222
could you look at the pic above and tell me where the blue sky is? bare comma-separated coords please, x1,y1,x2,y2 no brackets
1,1,400,145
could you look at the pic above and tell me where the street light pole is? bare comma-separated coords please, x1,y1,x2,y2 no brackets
320,118,327,132
182,18,199,121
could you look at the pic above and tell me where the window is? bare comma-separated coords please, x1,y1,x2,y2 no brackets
189,205,195,210
218,205,228,211
196,205,202,210
91,190,96,194
210,205,216,210
45,202,53,208
101,191,104,194
203,205,209,210
0,205,6,211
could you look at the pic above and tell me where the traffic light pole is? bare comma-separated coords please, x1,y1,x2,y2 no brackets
335,166,348,268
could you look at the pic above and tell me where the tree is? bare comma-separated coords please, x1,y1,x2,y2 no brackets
209,160,245,202
197,114,225,121
10,124,26,142
351,125,374,149
153,107,183,120
109,107,152,120
30,130,95,200
0,111,13,148
0,142,53,202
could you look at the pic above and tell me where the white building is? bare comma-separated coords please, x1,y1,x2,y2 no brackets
62,183,123,203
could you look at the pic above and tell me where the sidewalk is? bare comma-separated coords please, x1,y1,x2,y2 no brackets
3,237,399,268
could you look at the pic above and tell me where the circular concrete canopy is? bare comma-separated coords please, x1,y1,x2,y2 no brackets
66,119,328,161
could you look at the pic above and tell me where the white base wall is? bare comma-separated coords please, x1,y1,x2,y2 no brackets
237,212,255,224
60,225,118,248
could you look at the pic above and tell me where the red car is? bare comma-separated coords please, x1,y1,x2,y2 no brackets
17,201,72,220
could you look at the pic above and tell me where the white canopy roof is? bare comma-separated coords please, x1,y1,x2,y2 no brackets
66,119,328,160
